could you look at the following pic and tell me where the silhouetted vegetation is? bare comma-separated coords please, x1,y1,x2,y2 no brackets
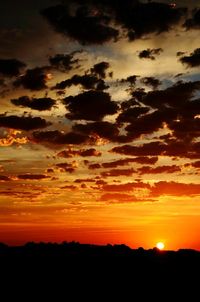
1,242,199,297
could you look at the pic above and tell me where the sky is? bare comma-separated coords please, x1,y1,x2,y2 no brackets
1,0,200,250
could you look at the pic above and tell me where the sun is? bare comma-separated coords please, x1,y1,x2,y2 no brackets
156,242,165,250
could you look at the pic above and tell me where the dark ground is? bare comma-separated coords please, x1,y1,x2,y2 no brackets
0,242,199,298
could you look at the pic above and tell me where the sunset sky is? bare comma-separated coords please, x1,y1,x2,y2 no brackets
1,0,200,249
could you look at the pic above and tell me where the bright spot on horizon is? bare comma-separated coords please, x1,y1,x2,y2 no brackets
156,242,165,250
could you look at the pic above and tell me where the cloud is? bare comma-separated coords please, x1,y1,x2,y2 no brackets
110,142,166,156
0,114,50,131
41,4,119,45
179,48,200,68
99,193,139,203
74,178,96,183
101,157,158,168
151,181,200,197
114,80,200,143
101,180,200,197
119,1,186,40
73,121,119,141
17,174,49,180
124,110,171,139
14,67,50,91
0,129,28,147
117,106,150,124
11,96,56,111
191,161,200,168
0,58,26,77
90,61,110,79
0,175,12,181
53,74,108,91
56,162,78,173
184,8,200,29
138,48,163,60
112,81,200,142
140,77,162,90
101,168,135,177
57,148,101,158
41,1,185,44
131,80,200,111
88,156,158,170
110,140,200,159
64,90,118,121
49,52,80,72
88,163,101,170
61,185,77,190
102,182,151,192
138,165,181,175
32,130,89,146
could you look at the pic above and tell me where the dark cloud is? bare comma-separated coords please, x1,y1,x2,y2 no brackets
14,67,50,91
49,52,80,72
179,48,200,68
73,121,119,141
177,51,185,57
119,1,186,40
169,118,200,141
138,81,200,109
117,106,150,124
0,175,12,181
89,156,158,169
18,174,49,180
11,96,56,111
33,130,89,146
53,74,108,91
124,109,174,139
102,182,151,192
101,179,200,197
64,90,118,121
140,77,162,90
61,185,77,190
101,157,158,168
46,168,54,173
120,98,140,110
56,162,77,173
151,181,200,197
191,161,200,168
0,58,26,77
138,48,163,60
96,179,107,185
116,81,200,143
41,1,185,44
111,140,200,160
57,148,101,158
111,142,166,156
88,163,101,170
184,8,200,30
80,148,101,157
101,168,135,177
0,114,50,131
138,165,181,174
90,61,110,79
74,178,96,183
41,4,119,45
120,75,138,86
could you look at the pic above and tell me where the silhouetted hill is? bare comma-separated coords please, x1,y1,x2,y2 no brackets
0,242,199,298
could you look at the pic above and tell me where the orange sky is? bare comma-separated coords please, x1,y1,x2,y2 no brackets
1,0,200,250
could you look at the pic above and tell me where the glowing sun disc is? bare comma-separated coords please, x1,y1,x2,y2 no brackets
156,242,165,250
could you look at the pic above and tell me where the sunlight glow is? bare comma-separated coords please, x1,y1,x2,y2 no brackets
156,242,165,250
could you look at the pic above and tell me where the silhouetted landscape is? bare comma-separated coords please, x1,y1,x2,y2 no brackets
1,241,200,295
